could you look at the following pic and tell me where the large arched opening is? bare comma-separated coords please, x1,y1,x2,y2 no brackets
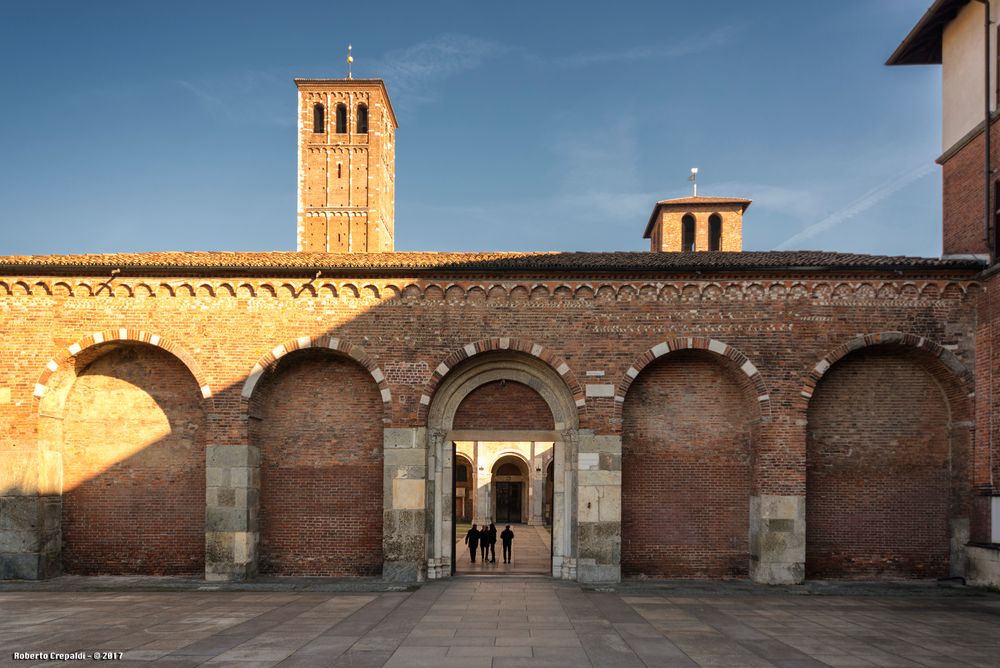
425,349,579,579
52,341,208,575
248,347,383,576
621,347,759,578
805,343,973,578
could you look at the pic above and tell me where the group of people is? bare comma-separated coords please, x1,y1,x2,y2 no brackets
464,523,515,564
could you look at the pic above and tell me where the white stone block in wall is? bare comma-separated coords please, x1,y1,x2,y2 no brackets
392,479,426,510
585,384,614,397
578,453,599,470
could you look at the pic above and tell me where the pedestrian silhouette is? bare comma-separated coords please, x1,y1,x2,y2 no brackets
488,522,498,563
464,524,480,563
480,523,489,562
501,525,514,563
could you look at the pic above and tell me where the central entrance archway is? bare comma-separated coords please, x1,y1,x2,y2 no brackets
425,350,580,580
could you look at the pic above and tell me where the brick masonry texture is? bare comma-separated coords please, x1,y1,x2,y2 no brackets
805,347,964,578
622,349,756,578
248,349,383,576
453,380,555,431
940,118,1000,257
0,267,993,578
61,345,206,575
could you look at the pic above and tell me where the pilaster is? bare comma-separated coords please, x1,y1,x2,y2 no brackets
750,495,805,584
383,427,427,582
0,450,61,580
575,432,621,583
205,444,259,581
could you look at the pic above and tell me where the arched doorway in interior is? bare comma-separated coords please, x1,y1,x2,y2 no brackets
492,454,530,524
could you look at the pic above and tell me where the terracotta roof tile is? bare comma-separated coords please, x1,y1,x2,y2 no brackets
0,251,984,276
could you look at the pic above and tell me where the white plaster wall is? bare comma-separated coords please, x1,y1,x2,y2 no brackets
942,1,1000,150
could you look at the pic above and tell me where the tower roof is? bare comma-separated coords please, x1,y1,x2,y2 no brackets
643,196,752,239
294,78,398,128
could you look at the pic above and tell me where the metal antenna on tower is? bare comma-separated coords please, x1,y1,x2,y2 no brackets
689,167,699,197
347,44,354,80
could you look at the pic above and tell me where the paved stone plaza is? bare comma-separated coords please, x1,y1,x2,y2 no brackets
2,578,999,667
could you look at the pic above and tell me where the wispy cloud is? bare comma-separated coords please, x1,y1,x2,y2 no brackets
549,24,746,68
373,25,745,109
375,34,509,107
774,163,935,250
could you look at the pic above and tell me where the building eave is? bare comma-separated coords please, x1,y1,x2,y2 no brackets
886,0,969,66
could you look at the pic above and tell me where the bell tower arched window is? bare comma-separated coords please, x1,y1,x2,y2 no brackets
681,214,696,252
356,104,368,133
335,103,347,134
709,213,722,251
313,104,325,133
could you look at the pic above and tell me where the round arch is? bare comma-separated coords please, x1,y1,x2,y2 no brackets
240,335,391,422
615,336,771,420
424,348,580,580
799,331,974,409
420,337,585,423
35,328,211,405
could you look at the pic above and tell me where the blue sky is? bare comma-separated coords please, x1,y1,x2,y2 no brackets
0,1,943,256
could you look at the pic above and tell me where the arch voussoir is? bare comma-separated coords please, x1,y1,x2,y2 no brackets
418,338,585,421
799,331,974,405
615,336,771,417
34,329,212,401
240,335,391,414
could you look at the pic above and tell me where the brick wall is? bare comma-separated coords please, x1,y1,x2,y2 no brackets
621,349,757,578
0,269,987,580
62,344,206,575
249,349,383,576
974,274,1000,542
806,347,953,577
453,380,554,430
941,119,1000,256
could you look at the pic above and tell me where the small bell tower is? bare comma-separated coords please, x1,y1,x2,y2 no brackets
644,170,750,252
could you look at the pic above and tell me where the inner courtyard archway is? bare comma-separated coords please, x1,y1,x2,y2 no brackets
426,350,579,579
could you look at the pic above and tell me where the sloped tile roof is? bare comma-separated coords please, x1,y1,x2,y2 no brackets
0,251,984,276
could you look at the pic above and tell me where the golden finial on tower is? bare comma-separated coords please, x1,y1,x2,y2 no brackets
347,44,354,80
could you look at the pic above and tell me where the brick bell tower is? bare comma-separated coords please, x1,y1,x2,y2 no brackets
644,196,751,252
295,73,398,252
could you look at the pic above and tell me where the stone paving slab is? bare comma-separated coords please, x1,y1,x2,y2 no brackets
1,578,999,667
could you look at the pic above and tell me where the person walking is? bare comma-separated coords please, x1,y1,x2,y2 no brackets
500,525,514,564
480,523,489,562
464,524,480,563
488,523,498,563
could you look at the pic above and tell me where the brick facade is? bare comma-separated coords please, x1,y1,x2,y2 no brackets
0,264,990,581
